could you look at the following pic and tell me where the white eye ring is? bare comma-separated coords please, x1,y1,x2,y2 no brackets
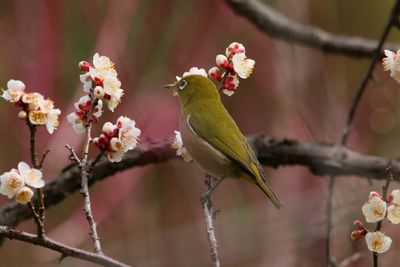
178,79,187,90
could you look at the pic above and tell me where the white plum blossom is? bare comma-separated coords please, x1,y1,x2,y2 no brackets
15,186,34,204
365,231,392,254
171,131,192,162
390,189,400,205
117,116,141,152
94,116,141,163
79,53,124,111
46,108,61,134
1,79,25,103
18,162,44,188
362,195,387,223
177,67,208,81
0,169,24,198
232,53,255,79
382,49,400,83
67,96,103,134
108,137,124,162
67,112,86,134
387,204,400,224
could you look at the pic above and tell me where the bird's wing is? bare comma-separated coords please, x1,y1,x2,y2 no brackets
187,109,259,179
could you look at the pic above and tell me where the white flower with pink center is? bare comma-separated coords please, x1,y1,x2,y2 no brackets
225,42,246,58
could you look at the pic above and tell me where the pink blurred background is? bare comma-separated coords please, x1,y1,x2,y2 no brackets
0,0,399,266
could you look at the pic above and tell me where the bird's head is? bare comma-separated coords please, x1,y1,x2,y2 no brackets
164,75,220,107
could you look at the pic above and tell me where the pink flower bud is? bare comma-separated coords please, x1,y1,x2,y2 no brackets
387,194,394,203
351,229,367,241
79,61,91,71
216,54,229,69
369,191,381,199
208,67,222,81
102,122,115,136
223,74,239,91
225,42,246,58
353,220,364,230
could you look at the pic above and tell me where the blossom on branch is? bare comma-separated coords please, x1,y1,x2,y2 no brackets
93,116,141,163
361,195,387,223
382,49,400,83
365,231,392,254
1,80,61,134
171,131,192,162
0,162,44,204
79,53,124,112
208,42,255,96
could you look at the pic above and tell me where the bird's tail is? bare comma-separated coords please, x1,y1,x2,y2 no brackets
251,163,282,209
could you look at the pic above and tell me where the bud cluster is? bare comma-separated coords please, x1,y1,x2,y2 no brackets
208,42,255,96
93,116,141,162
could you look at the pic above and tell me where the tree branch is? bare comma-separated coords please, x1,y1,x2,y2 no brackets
225,0,398,58
0,135,398,229
0,226,131,267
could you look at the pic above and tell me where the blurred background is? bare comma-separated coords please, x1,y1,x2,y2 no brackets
0,0,399,266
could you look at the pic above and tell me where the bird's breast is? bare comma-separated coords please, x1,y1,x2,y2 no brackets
179,114,241,178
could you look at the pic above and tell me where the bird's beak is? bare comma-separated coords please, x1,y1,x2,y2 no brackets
163,83,175,89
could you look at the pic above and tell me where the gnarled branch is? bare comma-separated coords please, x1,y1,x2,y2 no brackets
0,135,397,229
225,0,398,57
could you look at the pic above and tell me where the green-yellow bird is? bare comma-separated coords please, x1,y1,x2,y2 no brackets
165,74,281,208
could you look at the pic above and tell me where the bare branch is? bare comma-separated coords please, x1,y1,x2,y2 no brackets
0,226,131,267
0,136,399,230
225,0,398,58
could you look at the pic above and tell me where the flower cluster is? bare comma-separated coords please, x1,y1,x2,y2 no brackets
208,42,255,96
67,95,103,134
1,79,61,134
93,116,141,162
79,53,124,112
0,162,45,204
171,131,192,162
382,49,400,83
351,190,400,253
68,53,124,134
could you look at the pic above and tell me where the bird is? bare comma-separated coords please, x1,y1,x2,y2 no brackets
164,74,281,208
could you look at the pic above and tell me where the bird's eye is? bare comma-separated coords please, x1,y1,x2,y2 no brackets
178,79,188,90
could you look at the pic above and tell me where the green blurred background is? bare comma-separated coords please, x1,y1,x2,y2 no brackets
0,0,399,266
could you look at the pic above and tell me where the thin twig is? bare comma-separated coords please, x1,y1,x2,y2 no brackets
27,202,44,238
325,2,400,266
202,174,221,267
0,226,131,267
66,144,81,164
39,149,51,169
79,93,102,254
225,0,399,58
372,165,394,267
27,121,46,238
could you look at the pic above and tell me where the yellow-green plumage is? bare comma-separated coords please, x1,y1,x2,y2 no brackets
170,75,281,208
